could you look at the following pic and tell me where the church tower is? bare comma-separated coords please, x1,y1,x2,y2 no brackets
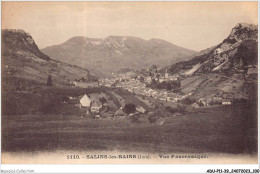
165,69,169,78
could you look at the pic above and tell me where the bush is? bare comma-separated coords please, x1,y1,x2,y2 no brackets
131,114,140,123
165,106,176,114
62,96,70,103
99,97,107,104
166,105,185,114
46,75,53,86
123,103,136,115
181,97,196,105
148,115,159,124
148,80,181,92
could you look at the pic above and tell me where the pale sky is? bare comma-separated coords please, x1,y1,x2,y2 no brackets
2,1,258,51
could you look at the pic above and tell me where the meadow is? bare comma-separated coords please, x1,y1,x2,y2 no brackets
2,102,257,154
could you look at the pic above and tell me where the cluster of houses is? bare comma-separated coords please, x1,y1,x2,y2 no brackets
72,81,99,88
99,71,193,103
65,92,147,118
69,72,99,88
66,94,103,117
191,97,232,108
99,69,234,110
141,68,180,84
100,68,180,88
79,94,102,113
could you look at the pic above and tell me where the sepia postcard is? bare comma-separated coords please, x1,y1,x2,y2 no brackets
1,1,258,165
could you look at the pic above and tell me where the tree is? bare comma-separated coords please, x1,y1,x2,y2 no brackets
139,76,145,82
151,64,157,70
46,75,53,86
123,103,136,115
99,97,107,104
156,74,160,82
151,78,157,84
131,114,140,123
62,96,70,103
148,115,159,124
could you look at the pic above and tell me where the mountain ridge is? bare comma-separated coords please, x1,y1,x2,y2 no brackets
164,23,257,102
41,35,197,76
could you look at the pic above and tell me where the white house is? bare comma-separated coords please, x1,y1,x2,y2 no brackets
191,102,200,109
68,96,77,100
136,106,146,114
222,100,231,105
80,94,92,108
214,48,223,54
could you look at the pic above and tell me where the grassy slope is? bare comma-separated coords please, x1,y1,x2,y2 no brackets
2,103,257,154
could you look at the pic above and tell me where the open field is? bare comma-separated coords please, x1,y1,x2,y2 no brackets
2,103,257,154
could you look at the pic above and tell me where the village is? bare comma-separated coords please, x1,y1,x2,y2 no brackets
98,68,232,107
99,68,191,103
57,67,234,120
42,61,237,121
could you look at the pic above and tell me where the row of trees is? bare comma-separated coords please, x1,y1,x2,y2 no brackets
46,75,53,86
147,79,181,92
